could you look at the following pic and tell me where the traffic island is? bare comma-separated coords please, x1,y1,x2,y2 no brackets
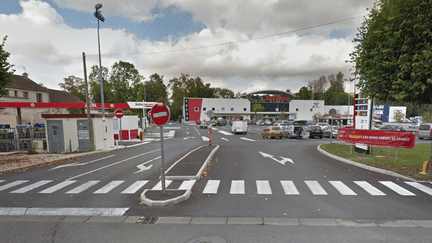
140,189,191,207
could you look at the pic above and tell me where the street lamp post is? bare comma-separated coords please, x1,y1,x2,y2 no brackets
94,4,106,150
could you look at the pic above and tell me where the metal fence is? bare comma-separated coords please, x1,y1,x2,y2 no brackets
0,126,46,152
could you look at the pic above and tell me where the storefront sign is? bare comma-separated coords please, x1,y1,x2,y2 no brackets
266,96,287,101
338,129,415,149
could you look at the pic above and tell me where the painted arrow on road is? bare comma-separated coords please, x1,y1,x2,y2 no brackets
183,136,195,140
133,156,160,174
258,151,294,165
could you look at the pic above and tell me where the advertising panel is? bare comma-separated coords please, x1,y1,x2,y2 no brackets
338,128,415,149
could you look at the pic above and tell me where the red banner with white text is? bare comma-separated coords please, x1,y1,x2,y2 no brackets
338,129,415,149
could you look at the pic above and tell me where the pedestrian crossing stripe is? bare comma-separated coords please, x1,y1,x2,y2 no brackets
1,179,432,197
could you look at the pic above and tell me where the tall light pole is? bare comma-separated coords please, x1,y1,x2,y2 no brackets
94,3,106,150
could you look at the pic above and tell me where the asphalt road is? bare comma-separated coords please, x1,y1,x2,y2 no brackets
1,123,432,221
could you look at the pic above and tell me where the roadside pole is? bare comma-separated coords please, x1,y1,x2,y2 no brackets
160,125,166,193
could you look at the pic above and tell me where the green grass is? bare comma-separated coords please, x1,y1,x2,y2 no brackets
320,143,431,180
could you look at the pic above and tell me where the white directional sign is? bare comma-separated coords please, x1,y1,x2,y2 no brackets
259,151,294,165
133,156,160,174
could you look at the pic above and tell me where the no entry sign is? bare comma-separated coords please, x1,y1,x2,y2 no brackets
149,104,170,126
114,109,124,118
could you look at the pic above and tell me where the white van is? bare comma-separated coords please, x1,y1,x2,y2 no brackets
231,120,248,134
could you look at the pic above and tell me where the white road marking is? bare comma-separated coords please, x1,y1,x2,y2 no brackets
178,180,197,190
24,207,129,216
67,149,160,180
305,181,328,195
10,180,53,193
50,155,116,170
218,131,233,136
354,181,386,196
380,181,416,196
127,142,150,148
230,180,245,194
240,137,255,142
405,182,432,196
201,136,209,141
93,180,125,194
203,180,220,194
329,181,357,195
0,180,4,184
39,180,77,194
256,180,272,194
0,180,29,192
221,138,229,141
121,180,149,194
280,180,300,195
65,180,100,194
134,156,160,174
165,127,181,129
151,180,173,190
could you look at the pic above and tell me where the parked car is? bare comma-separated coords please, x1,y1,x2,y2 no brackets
323,126,338,138
231,120,248,134
262,126,283,139
199,121,208,129
380,125,406,131
417,123,432,139
274,123,288,130
196,120,201,125
284,122,307,139
216,118,226,126
264,119,273,126
307,125,323,139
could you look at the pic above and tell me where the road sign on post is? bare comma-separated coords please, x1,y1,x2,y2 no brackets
149,104,170,194
114,109,124,118
114,109,124,146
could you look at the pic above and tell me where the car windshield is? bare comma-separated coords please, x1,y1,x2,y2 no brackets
272,127,281,130
420,125,430,130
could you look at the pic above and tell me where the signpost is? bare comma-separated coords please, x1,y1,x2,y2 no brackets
114,109,124,146
149,104,170,194
329,108,336,144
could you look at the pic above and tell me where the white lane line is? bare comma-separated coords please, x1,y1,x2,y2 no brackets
203,180,220,194
25,207,129,216
165,127,181,129
305,181,328,195
10,180,53,193
39,180,77,194
93,180,125,194
178,180,197,190
230,180,245,194
221,138,229,141
50,155,116,170
127,142,151,148
405,182,432,196
256,180,272,195
329,181,357,196
240,137,255,142
121,180,149,194
280,180,300,195
0,180,29,192
151,180,173,190
212,128,218,130
67,149,160,180
201,136,209,141
65,180,100,194
380,181,416,196
354,181,386,196
218,131,233,136
0,180,4,184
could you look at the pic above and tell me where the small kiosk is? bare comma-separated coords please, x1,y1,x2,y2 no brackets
42,114,114,152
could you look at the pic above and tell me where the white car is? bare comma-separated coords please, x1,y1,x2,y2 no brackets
231,120,248,134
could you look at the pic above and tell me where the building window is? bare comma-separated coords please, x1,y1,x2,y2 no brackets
5,89,9,96
221,107,225,111
244,108,247,111
203,107,206,111
36,93,43,102
194,107,199,112
212,107,215,111
23,92,28,98
231,108,234,111
296,108,299,111
14,90,18,97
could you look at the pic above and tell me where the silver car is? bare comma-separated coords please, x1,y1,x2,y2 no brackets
417,123,432,139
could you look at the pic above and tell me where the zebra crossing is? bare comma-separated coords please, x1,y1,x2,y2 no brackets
0,179,432,197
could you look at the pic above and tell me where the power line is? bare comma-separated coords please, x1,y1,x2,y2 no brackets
90,16,362,57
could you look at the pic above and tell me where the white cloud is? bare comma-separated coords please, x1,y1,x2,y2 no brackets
1,0,375,94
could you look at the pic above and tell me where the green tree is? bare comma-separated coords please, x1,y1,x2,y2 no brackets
252,103,264,119
59,76,86,102
109,61,143,103
294,86,312,100
214,87,234,98
350,0,432,175
144,73,167,103
89,65,111,103
0,36,14,97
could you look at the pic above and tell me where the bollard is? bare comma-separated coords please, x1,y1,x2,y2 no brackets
421,161,430,174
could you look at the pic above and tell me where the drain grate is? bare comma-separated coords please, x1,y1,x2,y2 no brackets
139,216,158,224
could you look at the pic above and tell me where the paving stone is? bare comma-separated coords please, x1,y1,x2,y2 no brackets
191,217,227,225
157,217,192,224
264,218,300,226
411,220,432,228
335,219,377,227
122,216,143,224
227,217,263,225
377,220,418,227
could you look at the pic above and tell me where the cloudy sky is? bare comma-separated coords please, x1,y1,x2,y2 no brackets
1,0,376,96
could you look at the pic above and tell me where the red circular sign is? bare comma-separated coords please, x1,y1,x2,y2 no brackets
149,104,170,126
114,109,124,118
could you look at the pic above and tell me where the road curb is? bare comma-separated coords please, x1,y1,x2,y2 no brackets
317,144,415,181
140,189,191,207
